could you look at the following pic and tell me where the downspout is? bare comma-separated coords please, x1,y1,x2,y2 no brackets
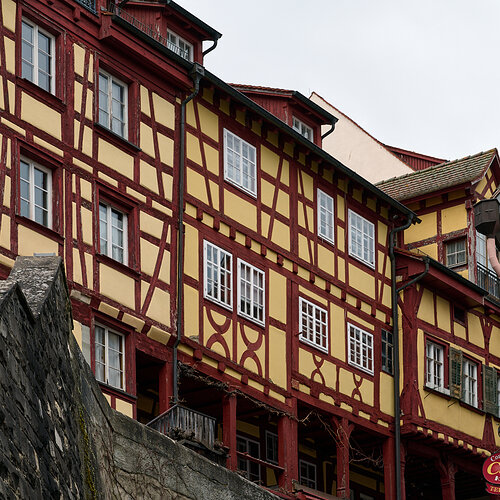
173,63,205,404
321,117,337,140
202,38,219,57
389,214,417,500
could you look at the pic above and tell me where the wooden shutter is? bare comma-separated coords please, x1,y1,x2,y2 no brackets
483,365,498,414
449,348,463,399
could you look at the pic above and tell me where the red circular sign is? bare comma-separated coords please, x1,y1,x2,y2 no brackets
483,454,500,484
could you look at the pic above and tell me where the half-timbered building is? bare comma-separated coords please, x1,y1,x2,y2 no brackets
1,0,498,498
379,150,500,498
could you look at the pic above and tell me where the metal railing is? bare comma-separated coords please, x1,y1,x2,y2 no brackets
147,404,216,450
75,0,96,14
108,4,169,46
477,263,500,299
166,40,190,60
107,4,191,60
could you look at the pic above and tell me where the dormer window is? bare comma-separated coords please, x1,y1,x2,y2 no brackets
292,116,313,142
167,30,193,61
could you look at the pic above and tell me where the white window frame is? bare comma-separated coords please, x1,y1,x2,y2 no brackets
19,157,52,228
292,116,314,142
347,323,374,375
203,241,233,310
94,324,125,390
348,209,375,268
425,341,445,392
299,297,328,353
317,189,334,244
99,202,128,265
224,129,257,197
98,70,128,139
236,435,261,483
21,18,55,94
265,430,278,465
237,259,265,326
299,459,317,490
463,358,478,407
446,238,467,267
167,30,194,61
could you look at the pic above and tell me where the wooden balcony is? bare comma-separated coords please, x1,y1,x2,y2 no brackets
477,263,500,299
147,404,217,451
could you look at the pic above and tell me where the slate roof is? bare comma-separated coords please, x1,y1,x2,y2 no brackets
376,149,498,201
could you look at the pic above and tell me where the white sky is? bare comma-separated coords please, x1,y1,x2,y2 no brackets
180,0,500,161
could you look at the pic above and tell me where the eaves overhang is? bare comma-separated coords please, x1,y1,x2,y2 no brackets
203,70,416,220
111,13,416,221
292,91,338,125
165,0,222,40
395,249,487,307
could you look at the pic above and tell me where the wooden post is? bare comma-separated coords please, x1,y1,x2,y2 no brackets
437,458,456,500
158,359,173,413
335,417,354,499
383,436,396,500
278,413,298,492
223,393,238,470
400,442,407,500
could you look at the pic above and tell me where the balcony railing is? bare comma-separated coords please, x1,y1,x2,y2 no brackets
108,4,169,48
166,40,190,61
477,263,500,299
75,0,96,14
147,404,216,450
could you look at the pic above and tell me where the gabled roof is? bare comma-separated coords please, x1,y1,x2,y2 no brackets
232,84,337,125
376,149,498,201
384,145,446,171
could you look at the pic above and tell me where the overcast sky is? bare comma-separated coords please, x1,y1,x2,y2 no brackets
180,0,500,161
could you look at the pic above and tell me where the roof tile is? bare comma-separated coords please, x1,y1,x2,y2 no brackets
376,149,497,200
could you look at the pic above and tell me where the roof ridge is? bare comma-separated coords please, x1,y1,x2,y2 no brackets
376,149,497,187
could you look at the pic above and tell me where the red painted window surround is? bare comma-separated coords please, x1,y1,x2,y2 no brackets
16,7,66,102
96,184,140,273
91,311,136,397
95,60,140,147
17,140,64,236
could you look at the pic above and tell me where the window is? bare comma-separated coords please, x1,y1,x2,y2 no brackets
453,305,466,324
497,375,500,417
99,202,128,264
299,459,317,489
94,324,125,390
381,330,393,374
19,157,52,228
483,364,499,416
265,431,278,464
348,323,373,375
299,298,328,352
445,238,466,267
204,241,232,309
463,358,478,407
237,436,260,482
21,19,55,93
293,117,313,142
224,129,257,197
426,341,444,391
238,259,265,325
98,70,128,139
348,209,375,268
317,189,334,244
167,30,193,61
